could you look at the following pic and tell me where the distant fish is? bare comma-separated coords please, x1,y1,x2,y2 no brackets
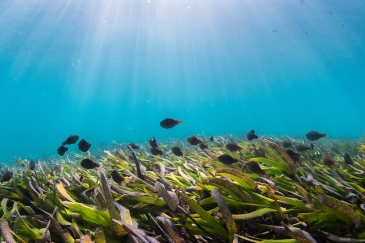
111,170,124,183
322,153,336,166
217,154,238,164
1,171,13,182
247,130,258,141
149,137,158,148
286,149,302,163
128,143,139,150
310,143,314,150
57,145,68,156
62,134,79,145
295,144,311,152
209,136,214,142
306,131,326,141
80,159,99,169
171,146,183,156
150,147,163,155
160,118,182,129
246,161,265,175
344,152,354,165
29,160,36,170
225,142,242,152
78,139,91,152
281,140,292,148
187,135,202,145
199,143,209,150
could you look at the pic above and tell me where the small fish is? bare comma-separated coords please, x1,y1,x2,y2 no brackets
281,140,292,148
247,130,258,141
344,152,354,165
80,159,99,169
199,143,209,150
217,154,238,164
57,145,68,156
209,136,214,142
150,147,163,155
310,143,314,150
306,131,326,141
286,149,302,163
62,134,79,145
171,146,183,156
78,139,91,152
1,171,13,182
160,118,182,129
111,170,124,183
295,144,311,152
246,161,265,175
149,137,158,148
302,173,314,186
187,135,202,145
225,142,242,152
322,153,336,166
128,143,139,150
29,160,36,170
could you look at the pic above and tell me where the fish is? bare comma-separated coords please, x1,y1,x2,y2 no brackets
306,131,326,141
149,137,158,148
217,154,239,164
171,146,183,156
281,140,292,148
286,149,302,163
310,143,314,150
225,142,242,152
150,147,163,155
62,134,79,145
344,152,354,165
29,160,36,170
209,136,214,142
78,139,91,152
128,143,139,150
57,145,68,156
322,153,336,166
246,161,265,175
247,130,258,141
1,171,13,182
111,170,124,183
160,118,182,129
187,135,202,145
199,143,209,150
295,144,311,152
80,159,99,169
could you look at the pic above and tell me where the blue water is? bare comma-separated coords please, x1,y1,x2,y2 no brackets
1,0,365,162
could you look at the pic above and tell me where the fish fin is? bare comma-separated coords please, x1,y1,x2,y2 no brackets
175,120,182,124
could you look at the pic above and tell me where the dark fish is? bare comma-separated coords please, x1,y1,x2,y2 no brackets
199,143,209,150
344,152,354,165
78,139,91,152
57,145,68,156
80,159,99,169
111,170,124,183
29,160,36,170
160,118,182,129
295,144,311,152
225,142,242,152
217,154,238,164
150,147,163,155
310,143,314,150
281,140,292,148
62,134,79,145
247,130,258,141
322,153,336,166
246,161,265,175
128,143,139,150
1,171,13,182
171,146,183,156
187,135,202,145
209,136,214,142
286,149,302,163
149,137,158,148
306,131,326,141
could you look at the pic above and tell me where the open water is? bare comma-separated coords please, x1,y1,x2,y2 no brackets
1,0,364,162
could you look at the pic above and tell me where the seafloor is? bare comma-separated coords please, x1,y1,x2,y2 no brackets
1,134,365,243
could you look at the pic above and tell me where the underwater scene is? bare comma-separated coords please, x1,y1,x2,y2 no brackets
1,0,365,242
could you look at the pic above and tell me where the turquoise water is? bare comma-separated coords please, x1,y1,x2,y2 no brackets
1,0,364,162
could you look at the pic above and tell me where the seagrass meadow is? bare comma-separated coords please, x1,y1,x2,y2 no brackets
1,135,365,243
